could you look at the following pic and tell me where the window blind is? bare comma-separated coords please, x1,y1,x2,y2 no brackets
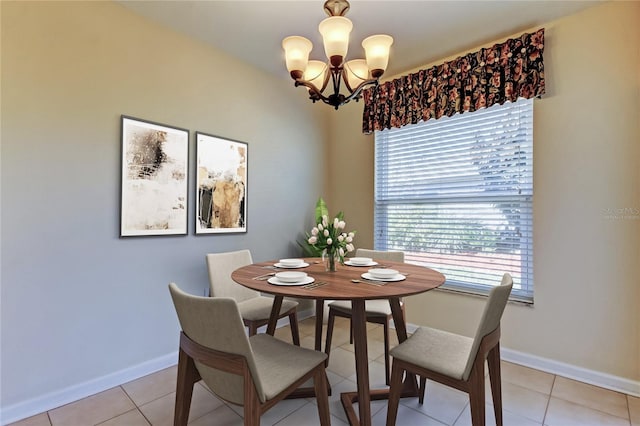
374,99,534,303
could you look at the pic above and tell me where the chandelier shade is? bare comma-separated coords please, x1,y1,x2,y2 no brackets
282,0,393,109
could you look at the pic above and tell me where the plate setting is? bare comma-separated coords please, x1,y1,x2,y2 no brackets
268,276,315,286
273,262,310,269
344,260,378,267
361,272,406,282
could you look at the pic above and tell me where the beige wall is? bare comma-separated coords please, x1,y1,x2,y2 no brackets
329,1,640,383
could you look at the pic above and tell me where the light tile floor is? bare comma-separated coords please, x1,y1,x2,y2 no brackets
10,317,640,426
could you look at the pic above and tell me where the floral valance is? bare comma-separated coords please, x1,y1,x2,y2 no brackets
362,28,545,134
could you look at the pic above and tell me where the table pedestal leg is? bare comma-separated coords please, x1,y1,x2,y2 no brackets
341,299,371,426
340,297,419,425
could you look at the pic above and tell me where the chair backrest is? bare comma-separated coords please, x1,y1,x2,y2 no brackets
206,249,259,302
168,283,267,404
462,273,513,380
355,248,405,263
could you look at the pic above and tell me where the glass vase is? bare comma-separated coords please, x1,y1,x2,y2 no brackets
322,247,339,272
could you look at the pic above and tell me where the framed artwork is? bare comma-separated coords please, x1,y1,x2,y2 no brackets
195,132,247,234
120,116,188,237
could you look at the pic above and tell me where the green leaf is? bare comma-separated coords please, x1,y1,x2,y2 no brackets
315,197,329,224
297,239,323,257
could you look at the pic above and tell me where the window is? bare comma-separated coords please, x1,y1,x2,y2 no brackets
374,99,533,303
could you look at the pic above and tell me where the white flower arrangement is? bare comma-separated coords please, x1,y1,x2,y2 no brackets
306,198,355,266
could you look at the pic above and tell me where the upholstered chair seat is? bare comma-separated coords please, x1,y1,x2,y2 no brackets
207,250,300,344
168,283,330,426
386,273,513,426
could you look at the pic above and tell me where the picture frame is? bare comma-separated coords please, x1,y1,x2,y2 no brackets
195,132,247,234
120,116,189,237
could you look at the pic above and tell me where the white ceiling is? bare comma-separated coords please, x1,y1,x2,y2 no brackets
118,0,602,79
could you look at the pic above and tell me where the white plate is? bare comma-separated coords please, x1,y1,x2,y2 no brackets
275,271,307,282
279,258,305,267
344,260,378,267
368,268,399,279
274,262,310,269
268,276,315,286
361,272,406,282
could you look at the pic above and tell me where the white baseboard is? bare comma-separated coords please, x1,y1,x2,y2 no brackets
1,309,317,426
501,347,640,398
0,352,178,426
403,322,640,398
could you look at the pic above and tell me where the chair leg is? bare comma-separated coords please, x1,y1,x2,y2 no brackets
418,376,427,404
349,317,354,344
288,311,300,346
383,317,391,386
247,322,258,337
487,344,503,426
313,365,331,426
468,361,486,426
385,361,404,426
174,348,198,426
243,370,261,426
324,309,336,367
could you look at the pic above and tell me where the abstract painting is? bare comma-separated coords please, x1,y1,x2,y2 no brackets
195,132,247,234
120,116,188,236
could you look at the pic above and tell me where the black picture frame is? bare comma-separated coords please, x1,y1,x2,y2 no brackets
120,116,189,237
195,132,247,234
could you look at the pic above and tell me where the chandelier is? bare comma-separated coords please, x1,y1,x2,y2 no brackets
282,0,393,110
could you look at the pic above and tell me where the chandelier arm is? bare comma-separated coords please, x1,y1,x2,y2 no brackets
329,67,343,98
294,77,378,109
342,67,355,93
294,79,330,102
341,78,379,103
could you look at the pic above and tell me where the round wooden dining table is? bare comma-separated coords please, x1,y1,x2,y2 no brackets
231,258,445,426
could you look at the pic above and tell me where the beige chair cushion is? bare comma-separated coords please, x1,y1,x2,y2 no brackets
249,334,327,401
169,284,259,405
390,326,473,380
462,274,513,379
328,299,393,316
391,274,513,382
169,284,324,405
206,250,260,302
355,248,404,263
239,296,298,321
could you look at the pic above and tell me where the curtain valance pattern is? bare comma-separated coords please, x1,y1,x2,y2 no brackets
362,28,545,134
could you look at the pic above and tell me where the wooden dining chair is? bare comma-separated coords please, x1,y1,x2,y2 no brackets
168,283,330,426
206,250,300,345
324,248,405,385
386,273,513,426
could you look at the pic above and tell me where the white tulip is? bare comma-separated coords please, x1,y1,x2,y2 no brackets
348,232,355,238
323,229,329,237
339,247,345,257
338,235,344,242
346,243,354,252
346,236,353,243
318,223,324,231
334,218,339,228
322,215,328,226
311,227,319,236
326,238,333,245
338,220,346,229
308,236,317,244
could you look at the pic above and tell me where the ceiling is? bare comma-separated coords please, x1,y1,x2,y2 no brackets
118,0,602,80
